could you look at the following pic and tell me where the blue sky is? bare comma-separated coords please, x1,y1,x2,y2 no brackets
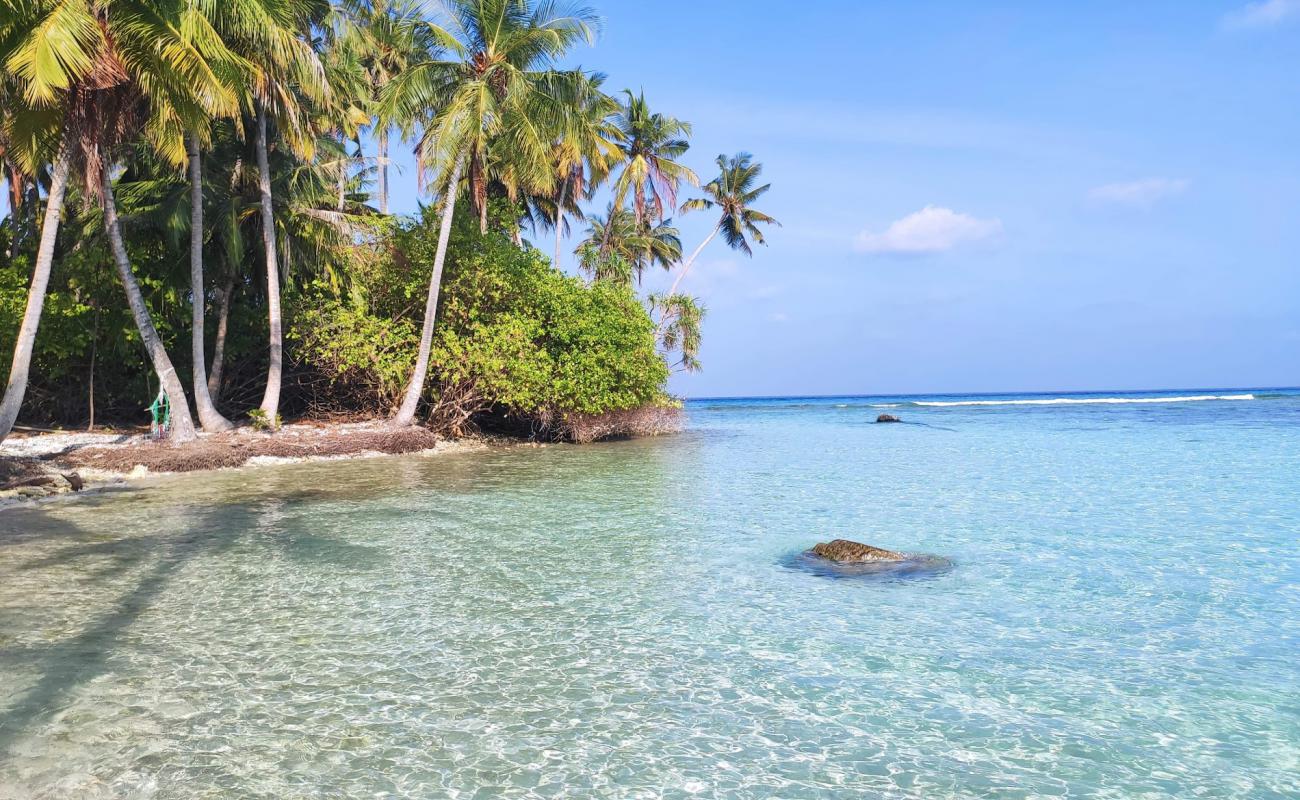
539,0,1299,397
12,1,1297,397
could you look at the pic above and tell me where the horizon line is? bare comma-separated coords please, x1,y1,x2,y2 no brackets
683,385,1299,401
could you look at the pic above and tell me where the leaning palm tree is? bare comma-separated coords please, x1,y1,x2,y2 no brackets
0,70,69,444
378,0,599,427
608,89,697,227
0,0,243,444
666,152,779,298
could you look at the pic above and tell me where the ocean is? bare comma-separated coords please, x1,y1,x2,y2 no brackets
1,388,1297,797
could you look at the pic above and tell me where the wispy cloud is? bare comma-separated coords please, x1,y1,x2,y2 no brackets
1088,178,1189,207
853,206,1003,255
1223,0,1300,29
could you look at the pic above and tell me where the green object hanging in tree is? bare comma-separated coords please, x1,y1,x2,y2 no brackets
148,387,171,439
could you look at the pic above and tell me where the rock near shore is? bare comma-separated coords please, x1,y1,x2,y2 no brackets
808,539,907,563
876,414,901,423
0,471,84,502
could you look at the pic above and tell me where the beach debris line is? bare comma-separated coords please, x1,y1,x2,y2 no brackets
876,414,902,423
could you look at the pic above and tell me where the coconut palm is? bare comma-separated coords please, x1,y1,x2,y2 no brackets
378,0,599,427
318,27,371,212
0,0,246,443
608,90,696,227
544,72,620,267
186,131,234,431
349,0,433,214
220,0,329,427
0,138,69,444
651,293,705,372
576,205,680,285
666,152,778,298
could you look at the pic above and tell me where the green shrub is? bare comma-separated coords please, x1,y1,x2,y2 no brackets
286,204,670,430
430,216,670,422
287,287,418,414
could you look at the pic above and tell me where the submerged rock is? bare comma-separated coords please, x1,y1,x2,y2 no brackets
876,414,901,423
791,541,953,580
808,539,906,563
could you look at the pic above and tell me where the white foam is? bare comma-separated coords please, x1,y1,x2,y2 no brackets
913,394,1255,407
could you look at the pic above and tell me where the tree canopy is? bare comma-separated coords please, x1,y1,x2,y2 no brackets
0,0,777,442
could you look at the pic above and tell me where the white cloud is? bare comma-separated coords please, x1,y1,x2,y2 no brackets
1223,0,1300,29
1088,178,1189,207
768,311,789,323
853,206,1003,255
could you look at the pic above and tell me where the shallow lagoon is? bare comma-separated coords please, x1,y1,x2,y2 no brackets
2,392,1298,798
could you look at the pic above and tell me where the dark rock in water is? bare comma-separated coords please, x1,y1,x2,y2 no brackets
790,543,953,580
809,539,906,563
796,552,953,579
876,414,901,423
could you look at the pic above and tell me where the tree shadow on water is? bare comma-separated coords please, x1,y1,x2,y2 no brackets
0,504,250,757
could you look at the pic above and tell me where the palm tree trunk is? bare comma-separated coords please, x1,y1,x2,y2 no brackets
0,149,70,445
101,165,197,444
391,154,465,427
666,224,719,298
87,304,98,431
208,277,234,402
188,132,232,431
335,132,347,212
553,178,567,268
256,103,283,426
378,127,389,214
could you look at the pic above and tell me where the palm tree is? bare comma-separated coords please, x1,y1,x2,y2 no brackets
378,0,599,427
351,0,432,215
225,0,329,427
666,152,778,298
651,293,705,372
0,0,243,444
0,140,70,445
546,73,620,268
609,90,697,227
187,131,234,431
576,205,680,284
318,26,371,212
0,63,67,443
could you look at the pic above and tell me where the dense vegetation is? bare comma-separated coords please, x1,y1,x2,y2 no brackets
0,0,777,442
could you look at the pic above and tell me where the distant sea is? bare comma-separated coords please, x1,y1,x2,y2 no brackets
1,386,1297,797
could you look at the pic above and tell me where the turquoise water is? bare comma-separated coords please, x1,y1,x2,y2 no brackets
1,389,1298,798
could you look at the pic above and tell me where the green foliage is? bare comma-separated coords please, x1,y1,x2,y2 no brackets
434,221,669,416
0,0,777,434
247,408,281,431
285,204,669,423
287,283,417,412
0,213,191,423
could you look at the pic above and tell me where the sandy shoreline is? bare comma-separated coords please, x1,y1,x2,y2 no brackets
0,422,493,509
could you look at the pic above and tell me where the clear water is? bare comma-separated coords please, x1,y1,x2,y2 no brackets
2,389,1298,799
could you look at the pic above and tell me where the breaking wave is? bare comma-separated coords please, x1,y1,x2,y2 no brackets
894,393,1256,408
